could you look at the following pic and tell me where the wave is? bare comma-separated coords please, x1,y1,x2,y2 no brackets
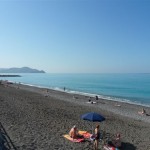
66,89,150,107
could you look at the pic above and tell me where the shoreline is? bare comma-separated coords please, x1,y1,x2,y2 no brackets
4,79,150,108
8,82,150,123
0,83,150,150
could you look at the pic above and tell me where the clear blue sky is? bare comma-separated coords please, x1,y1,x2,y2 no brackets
0,0,150,73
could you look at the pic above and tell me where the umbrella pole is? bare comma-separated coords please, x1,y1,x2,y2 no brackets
89,122,93,134
92,123,94,134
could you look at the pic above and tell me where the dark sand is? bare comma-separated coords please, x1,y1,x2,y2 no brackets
0,83,150,150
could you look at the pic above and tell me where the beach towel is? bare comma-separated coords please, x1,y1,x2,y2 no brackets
78,130,92,139
103,145,118,150
63,134,84,143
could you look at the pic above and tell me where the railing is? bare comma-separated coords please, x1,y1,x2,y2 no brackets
0,122,17,150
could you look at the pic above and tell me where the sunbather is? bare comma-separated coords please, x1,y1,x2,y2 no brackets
69,125,83,139
138,108,146,115
112,133,121,148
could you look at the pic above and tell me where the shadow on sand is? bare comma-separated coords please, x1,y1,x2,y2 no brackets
121,142,136,150
0,122,17,150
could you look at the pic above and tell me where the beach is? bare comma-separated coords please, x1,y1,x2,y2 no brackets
0,83,150,150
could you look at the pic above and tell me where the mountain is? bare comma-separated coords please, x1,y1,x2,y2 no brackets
0,67,45,73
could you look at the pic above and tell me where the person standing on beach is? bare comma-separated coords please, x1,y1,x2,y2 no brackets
96,95,98,100
94,125,100,150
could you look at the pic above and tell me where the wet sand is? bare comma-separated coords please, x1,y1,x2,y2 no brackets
0,83,150,150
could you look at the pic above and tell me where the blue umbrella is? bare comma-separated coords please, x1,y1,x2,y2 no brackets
81,112,105,133
81,112,105,122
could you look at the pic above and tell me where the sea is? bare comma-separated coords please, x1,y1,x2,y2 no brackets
0,73,150,107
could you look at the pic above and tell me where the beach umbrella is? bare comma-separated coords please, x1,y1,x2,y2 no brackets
81,112,105,133
81,112,105,122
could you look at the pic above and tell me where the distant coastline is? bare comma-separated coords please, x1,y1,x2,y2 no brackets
0,67,45,73
0,75,21,77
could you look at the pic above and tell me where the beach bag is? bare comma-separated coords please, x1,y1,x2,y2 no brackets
90,134,95,141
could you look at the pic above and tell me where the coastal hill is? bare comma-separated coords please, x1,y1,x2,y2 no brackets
0,67,45,73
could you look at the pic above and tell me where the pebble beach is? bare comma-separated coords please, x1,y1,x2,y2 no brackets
0,83,150,150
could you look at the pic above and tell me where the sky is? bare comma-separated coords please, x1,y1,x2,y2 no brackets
0,0,150,73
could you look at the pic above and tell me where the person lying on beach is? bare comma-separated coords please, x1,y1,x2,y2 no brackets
138,108,146,115
114,103,121,107
69,125,83,139
86,100,97,104
111,133,122,148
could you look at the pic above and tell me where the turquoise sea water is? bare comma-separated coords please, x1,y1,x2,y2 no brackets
1,73,150,107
